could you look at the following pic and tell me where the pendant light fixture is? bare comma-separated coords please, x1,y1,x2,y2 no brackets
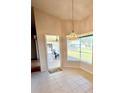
67,0,78,40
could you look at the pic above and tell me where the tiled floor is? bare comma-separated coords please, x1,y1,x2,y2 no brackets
31,68,93,93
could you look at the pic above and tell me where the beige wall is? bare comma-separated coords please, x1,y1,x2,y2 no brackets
34,8,62,71
34,8,93,73
60,17,92,35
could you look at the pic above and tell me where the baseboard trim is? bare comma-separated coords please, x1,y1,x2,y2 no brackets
80,67,93,74
63,66,93,74
63,66,80,69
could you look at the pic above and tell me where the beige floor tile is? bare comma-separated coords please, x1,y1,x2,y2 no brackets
32,68,93,93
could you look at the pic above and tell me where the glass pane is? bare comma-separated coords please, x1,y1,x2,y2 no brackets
80,36,93,64
67,39,80,61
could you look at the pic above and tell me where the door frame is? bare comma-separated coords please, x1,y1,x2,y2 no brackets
45,34,61,69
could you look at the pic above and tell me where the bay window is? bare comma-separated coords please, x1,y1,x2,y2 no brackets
67,34,93,64
67,39,80,61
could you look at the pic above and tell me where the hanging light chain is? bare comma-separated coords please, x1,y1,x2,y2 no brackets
67,0,78,40
72,0,74,32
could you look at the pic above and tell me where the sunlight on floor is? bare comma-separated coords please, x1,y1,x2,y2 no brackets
31,68,92,93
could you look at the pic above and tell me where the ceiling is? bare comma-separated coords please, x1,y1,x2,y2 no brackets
31,0,92,20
